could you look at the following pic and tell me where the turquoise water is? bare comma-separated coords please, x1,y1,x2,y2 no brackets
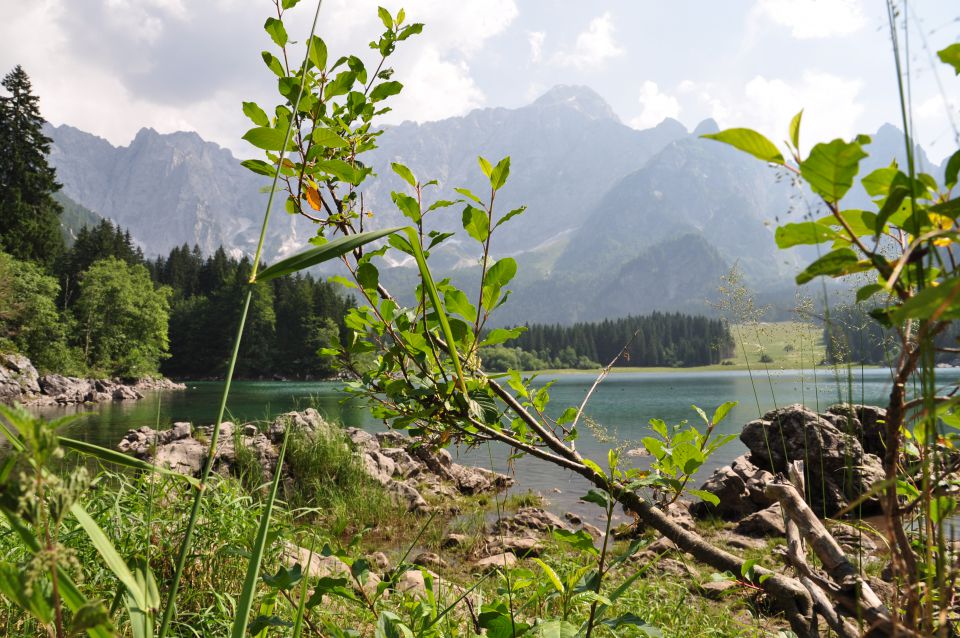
34,367,960,523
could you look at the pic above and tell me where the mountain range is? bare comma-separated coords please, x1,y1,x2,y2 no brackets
43,85,943,324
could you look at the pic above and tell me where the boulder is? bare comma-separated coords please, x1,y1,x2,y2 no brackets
733,503,786,537
0,354,42,401
472,552,517,572
493,507,569,535
441,533,470,550
740,404,883,516
827,404,888,457
412,552,449,570
690,465,752,519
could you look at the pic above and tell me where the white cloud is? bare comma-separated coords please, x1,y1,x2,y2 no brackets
528,31,546,63
628,81,681,129
754,0,866,39
553,12,624,69
680,71,865,153
0,0,517,154
384,46,485,123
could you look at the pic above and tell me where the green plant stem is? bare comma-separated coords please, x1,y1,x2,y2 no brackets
231,425,291,638
156,287,252,638
156,3,325,634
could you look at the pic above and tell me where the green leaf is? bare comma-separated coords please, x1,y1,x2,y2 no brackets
462,205,490,243
307,35,327,71
391,162,417,187
689,489,720,506
0,561,53,623
444,288,476,320
534,620,578,638
582,489,611,508
789,109,803,150
242,127,292,152
818,209,880,237
711,401,737,425
532,559,564,593
482,258,517,311
370,81,403,101
741,558,759,578
312,127,348,149
582,459,606,479
876,184,911,233
71,503,147,611
795,247,861,285
242,102,270,127
774,221,839,248
241,159,277,177
481,327,524,347
324,70,357,100
937,43,960,75
556,406,578,426
890,279,960,323
477,156,493,178
392,192,421,223
495,205,526,229
261,51,285,77
377,6,393,29
862,165,899,197
489,156,511,190
799,137,869,203
315,159,365,185
944,150,960,189
264,17,288,47
454,187,482,204
257,227,402,282
551,529,597,555
701,128,784,164
601,614,661,636
856,283,885,303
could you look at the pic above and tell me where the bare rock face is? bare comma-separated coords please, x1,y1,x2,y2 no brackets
472,552,517,572
0,352,183,407
826,403,888,457
0,353,41,401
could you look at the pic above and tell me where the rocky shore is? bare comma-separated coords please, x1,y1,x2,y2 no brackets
0,352,185,406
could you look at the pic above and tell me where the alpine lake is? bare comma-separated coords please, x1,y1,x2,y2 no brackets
34,367,960,525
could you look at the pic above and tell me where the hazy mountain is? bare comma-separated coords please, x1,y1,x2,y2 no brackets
42,86,937,324
45,124,305,258
53,190,101,244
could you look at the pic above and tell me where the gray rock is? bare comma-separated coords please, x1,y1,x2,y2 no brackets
472,552,517,572
0,354,42,401
412,552,449,570
734,503,786,537
740,404,883,516
494,507,568,535
690,465,753,519
487,536,544,558
441,533,469,550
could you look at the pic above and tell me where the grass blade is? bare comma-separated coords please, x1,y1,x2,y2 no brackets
59,437,200,487
70,502,147,610
255,227,402,282
231,425,291,638
402,227,468,394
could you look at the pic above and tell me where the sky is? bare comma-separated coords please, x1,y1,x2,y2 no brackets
2,0,958,163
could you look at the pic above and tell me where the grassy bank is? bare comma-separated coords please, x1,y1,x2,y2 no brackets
0,413,792,637
533,321,830,374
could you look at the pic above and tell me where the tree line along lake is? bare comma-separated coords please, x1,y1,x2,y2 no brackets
34,366,958,525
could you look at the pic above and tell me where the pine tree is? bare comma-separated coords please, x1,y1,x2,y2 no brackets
0,66,64,268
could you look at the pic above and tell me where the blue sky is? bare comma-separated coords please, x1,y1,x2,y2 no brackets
3,0,958,162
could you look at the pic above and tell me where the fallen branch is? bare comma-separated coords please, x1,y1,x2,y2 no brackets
765,480,922,637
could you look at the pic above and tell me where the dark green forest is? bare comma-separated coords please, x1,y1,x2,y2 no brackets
483,313,735,371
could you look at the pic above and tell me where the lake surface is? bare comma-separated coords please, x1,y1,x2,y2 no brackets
36,367,960,525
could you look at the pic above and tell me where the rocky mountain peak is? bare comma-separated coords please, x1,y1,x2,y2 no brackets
530,85,620,122
692,118,720,136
